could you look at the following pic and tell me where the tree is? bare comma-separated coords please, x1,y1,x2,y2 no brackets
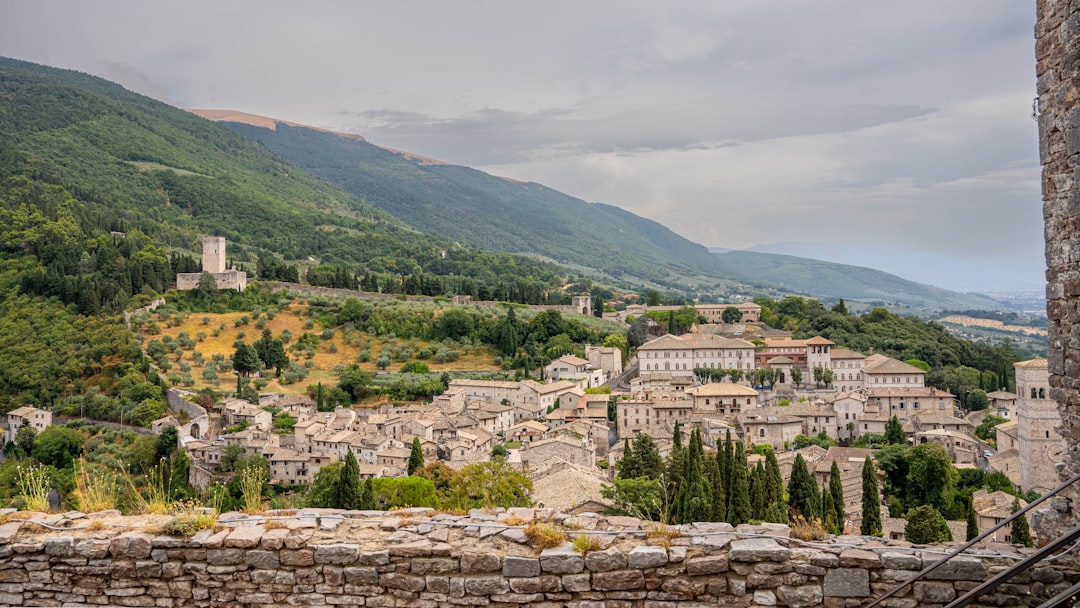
678,428,712,524
885,416,906,445
765,448,784,519
975,415,1007,441
196,271,218,302
231,343,261,377
790,367,803,389
408,438,425,475
831,299,848,315
722,306,743,324
331,451,363,510
631,433,663,480
445,459,532,510
31,426,84,469
15,423,37,455
156,426,178,461
728,441,752,525
496,307,522,356
905,505,952,544
966,389,989,411
906,443,955,512
491,444,509,459
966,497,979,541
861,456,882,536
601,476,662,521
219,443,245,472
829,461,845,533
627,316,649,348
788,454,819,520
1011,497,1031,547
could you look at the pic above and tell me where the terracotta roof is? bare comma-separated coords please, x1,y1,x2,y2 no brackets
864,357,927,375
986,390,1017,400
830,348,865,360
766,356,796,365
804,336,835,345
687,382,759,397
638,334,756,350
1015,358,1048,369
551,355,590,366
866,387,954,398
972,490,1026,519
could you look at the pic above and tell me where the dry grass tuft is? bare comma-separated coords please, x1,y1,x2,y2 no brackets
524,523,567,551
571,534,602,554
501,515,527,527
264,518,287,530
789,514,825,541
84,519,107,532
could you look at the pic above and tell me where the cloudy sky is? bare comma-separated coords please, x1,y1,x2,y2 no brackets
1,1,1043,292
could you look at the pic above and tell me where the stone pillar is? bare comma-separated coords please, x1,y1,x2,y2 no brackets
1040,0,1080,504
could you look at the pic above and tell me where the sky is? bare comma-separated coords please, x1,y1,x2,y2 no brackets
0,1,1044,292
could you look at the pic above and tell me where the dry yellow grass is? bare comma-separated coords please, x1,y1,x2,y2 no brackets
938,315,1047,337
145,303,498,396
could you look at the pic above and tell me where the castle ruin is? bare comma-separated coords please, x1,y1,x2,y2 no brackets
176,236,247,292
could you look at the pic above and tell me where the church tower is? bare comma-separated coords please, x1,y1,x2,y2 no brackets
1016,358,1065,492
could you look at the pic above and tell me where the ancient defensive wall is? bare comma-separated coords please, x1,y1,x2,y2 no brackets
0,508,1075,607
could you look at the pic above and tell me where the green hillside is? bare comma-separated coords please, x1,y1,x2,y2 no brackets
206,119,745,290
716,250,1005,311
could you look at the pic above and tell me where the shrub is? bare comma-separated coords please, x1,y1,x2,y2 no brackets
572,534,602,554
524,523,567,551
905,505,952,544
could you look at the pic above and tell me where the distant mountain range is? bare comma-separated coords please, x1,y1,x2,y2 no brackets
711,249,1006,310
195,110,1013,311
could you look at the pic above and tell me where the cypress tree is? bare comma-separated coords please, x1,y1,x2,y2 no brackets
728,441,752,525
618,438,638,479
966,497,979,542
708,451,726,522
408,437,425,475
672,422,682,451
823,485,840,534
633,433,664,480
331,451,363,510
788,454,819,521
1011,497,1031,547
750,462,768,515
765,448,783,508
360,478,375,510
722,430,734,500
664,427,687,524
885,416,905,445
829,461,845,533
860,456,882,537
680,429,711,523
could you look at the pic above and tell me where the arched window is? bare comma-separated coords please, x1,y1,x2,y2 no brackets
759,428,765,437
1039,388,1046,399
1032,388,1038,398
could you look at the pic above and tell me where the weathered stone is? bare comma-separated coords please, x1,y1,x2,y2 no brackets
380,572,426,593
0,523,20,545
389,540,434,557
823,568,870,598
359,550,389,566
508,575,560,594
914,581,956,603
224,525,265,548
343,567,379,584
838,548,880,568
1033,567,1065,584
592,570,645,591
627,546,667,569
460,552,501,573
685,555,729,576
244,550,280,569
283,529,314,549
754,589,778,606
924,556,987,581
539,544,584,574
314,543,360,565
561,573,592,592
500,528,528,544
729,538,790,562
584,547,626,572
411,558,458,575
426,575,450,593
503,556,541,578
880,551,921,570
777,584,825,608
44,535,74,557
109,533,153,559
464,576,509,595
204,547,243,565
281,549,316,567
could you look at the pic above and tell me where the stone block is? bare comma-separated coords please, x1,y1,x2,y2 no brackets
359,550,389,566
685,555,729,576
44,535,74,557
823,568,869,598
460,552,501,573
109,534,153,560
380,572,426,593
913,581,956,603
754,589,778,606
539,544,584,574
464,576,509,595
508,575,560,594
627,546,667,569
281,549,316,567
880,551,921,570
585,547,627,572
592,570,645,591
778,584,824,608
314,543,360,565
206,548,243,565
562,573,592,592
503,556,541,578
729,538,790,562
838,548,880,568
224,525,265,548
923,556,987,581
389,540,434,557
411,558,458,575
245,550,280,569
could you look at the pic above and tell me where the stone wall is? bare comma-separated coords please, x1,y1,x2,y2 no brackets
0,508,1075,607
1040,0,1080,497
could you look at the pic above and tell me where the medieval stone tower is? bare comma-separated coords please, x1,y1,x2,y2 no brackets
572,295,592,316
202,236,226,274
1015,358,1065,492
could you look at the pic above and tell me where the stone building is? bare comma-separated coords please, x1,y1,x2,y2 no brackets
176,236,248,291
3,406,51,446
1015,358,1066,492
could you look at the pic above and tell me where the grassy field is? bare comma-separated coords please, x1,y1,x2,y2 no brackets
141,303,498,396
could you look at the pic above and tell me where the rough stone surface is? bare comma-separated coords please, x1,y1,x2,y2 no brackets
824,568,870,598
0,508,1071,608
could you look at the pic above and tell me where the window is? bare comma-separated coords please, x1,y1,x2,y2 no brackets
759,428,765,437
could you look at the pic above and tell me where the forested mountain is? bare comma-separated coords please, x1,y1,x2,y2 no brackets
716,250,1005,310
193,112,747,291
